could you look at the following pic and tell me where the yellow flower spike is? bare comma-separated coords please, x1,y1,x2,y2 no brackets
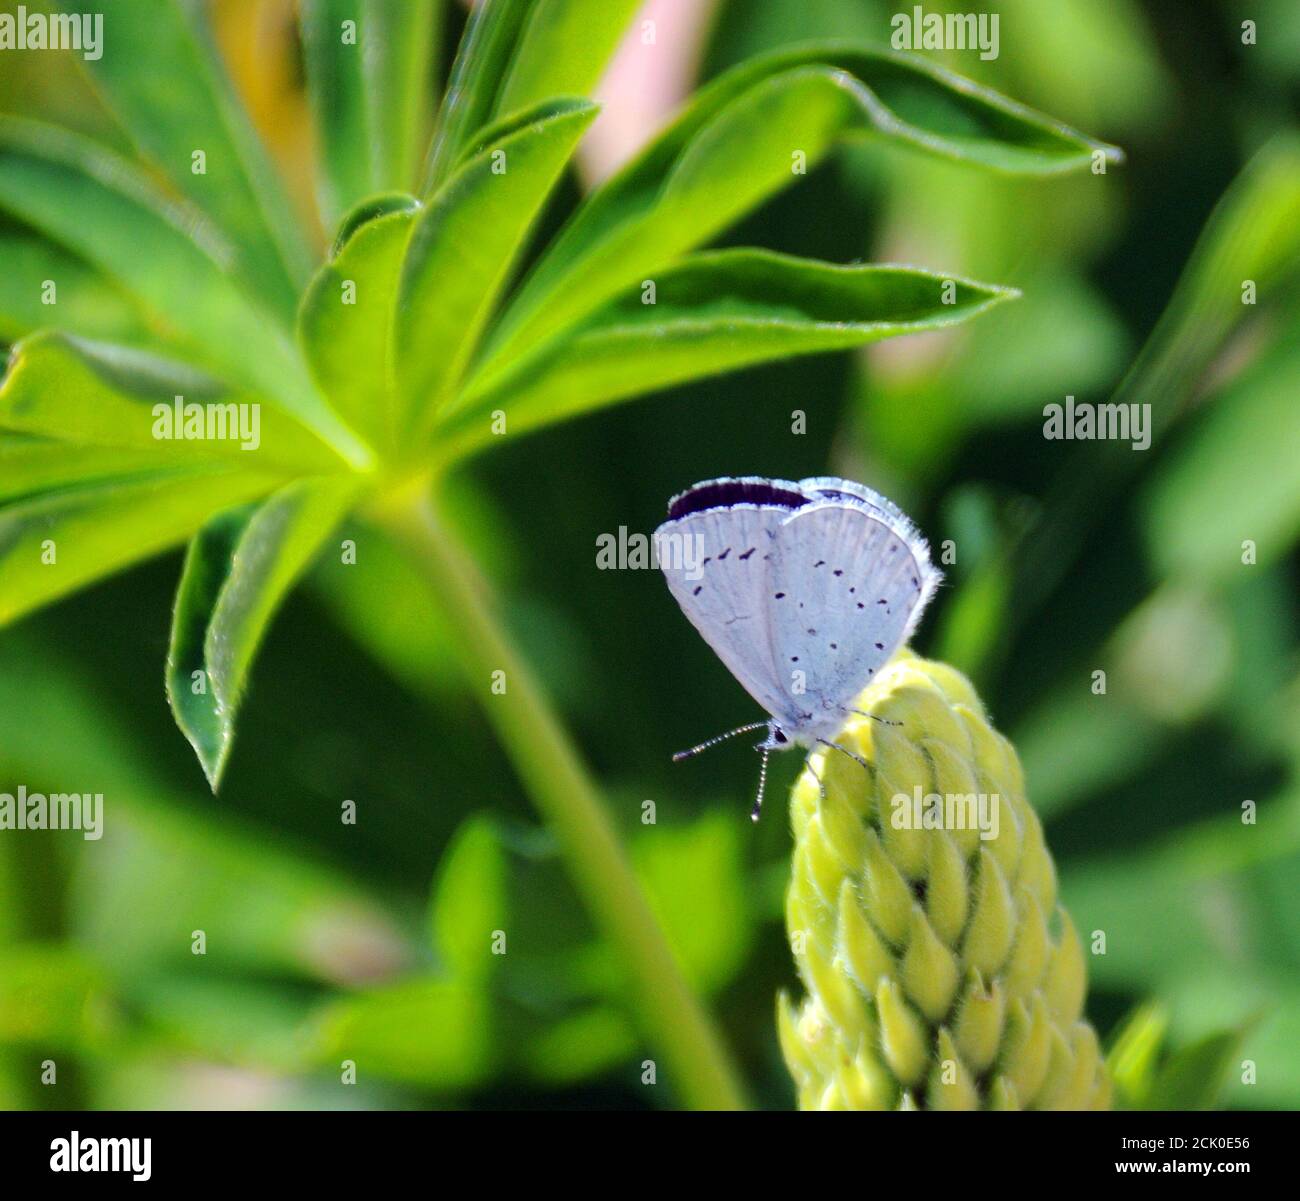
802,812,849,908
835,879,896,997
999,994,1053,1105
989,1076,1021,1110
962,847,1016,977
918,661,985,717
981,784,1024,885
816,776,870,872
1036,1023,1077,1110
1002,888,1050,1003
1044,909,1087,1025
901,904,960,1022
873,732,930,876
876,978,930,1088
878,770,930,879
779,655,1109,1109
777,991,811,1081
801,928,874,1048
925,830,968,946
952,968,1004,1076
1058,1022,1106,1109
929,1028,979,1110
957,705,1013,792
790,766,822,834
836,1049,894,1111
878,677,969,749
923,739,983,858
862,828,914,947
1015,803,1058,912
1092,1066,1114,1111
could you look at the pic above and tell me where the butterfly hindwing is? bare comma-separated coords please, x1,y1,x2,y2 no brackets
767,499,930,737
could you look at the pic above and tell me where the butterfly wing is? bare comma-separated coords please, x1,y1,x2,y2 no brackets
768,498,939,738
656,501,801,725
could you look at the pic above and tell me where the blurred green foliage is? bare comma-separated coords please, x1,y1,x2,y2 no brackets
0,0,1297,1111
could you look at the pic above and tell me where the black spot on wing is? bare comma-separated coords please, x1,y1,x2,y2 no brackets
667,480,808,520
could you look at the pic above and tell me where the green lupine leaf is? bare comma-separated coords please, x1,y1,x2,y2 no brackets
53,0,313,316
73,795,408,986
476,43,1119,381
298,194,419,451
420,0,535,196
0,220,153,345
1122,132,1300,441
1145,1023,1254,1111
442,250,1015,450
310,977,494,1089
167,476,361,788
1014,132,1300,615
429,815,508,981
0,118,369,465
300,0,440,229
1145,332,1300,582
0,331,345,473
493,0,642,118
0,944,118,1055
395,98,598,435
0,465,284,627
0,434,177,504
1107,1002,1170,1109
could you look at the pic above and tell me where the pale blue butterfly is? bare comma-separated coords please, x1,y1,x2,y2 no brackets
656,476,941,819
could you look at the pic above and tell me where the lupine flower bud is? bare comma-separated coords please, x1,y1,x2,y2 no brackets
778,652,1110,1110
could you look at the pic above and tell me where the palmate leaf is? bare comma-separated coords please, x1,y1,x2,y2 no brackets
0,466,283,627
53,0,313,318
0,9,1121,800
0,331,344,474
395,98,598,435
0,219,154,346
471,41,1120,388
420,0,536,194
438,249,1016,453
297,193,419,451
300,0,441,230
0,118,369,466
492,0,644,119
418,0,640,195
0,434,180,504
167,477,362,787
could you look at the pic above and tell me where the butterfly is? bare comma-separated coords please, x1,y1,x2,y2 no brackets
655,476,941,820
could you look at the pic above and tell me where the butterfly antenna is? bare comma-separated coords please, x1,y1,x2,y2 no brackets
751,746,771,823
672,721,768,762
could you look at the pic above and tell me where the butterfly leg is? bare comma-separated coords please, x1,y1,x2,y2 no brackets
818,737,874,776
803,757,827,804
838,705,902,729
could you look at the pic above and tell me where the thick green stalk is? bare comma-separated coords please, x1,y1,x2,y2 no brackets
380,484,746,1111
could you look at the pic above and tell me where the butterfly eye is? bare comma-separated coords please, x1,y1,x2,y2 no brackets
773,729,788,745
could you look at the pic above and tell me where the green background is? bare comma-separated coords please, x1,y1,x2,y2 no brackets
0,0,1297,1110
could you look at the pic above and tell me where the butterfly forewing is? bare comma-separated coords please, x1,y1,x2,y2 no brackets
655,504,798,724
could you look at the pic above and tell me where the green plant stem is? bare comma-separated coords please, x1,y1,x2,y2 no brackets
380,483,747,1111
